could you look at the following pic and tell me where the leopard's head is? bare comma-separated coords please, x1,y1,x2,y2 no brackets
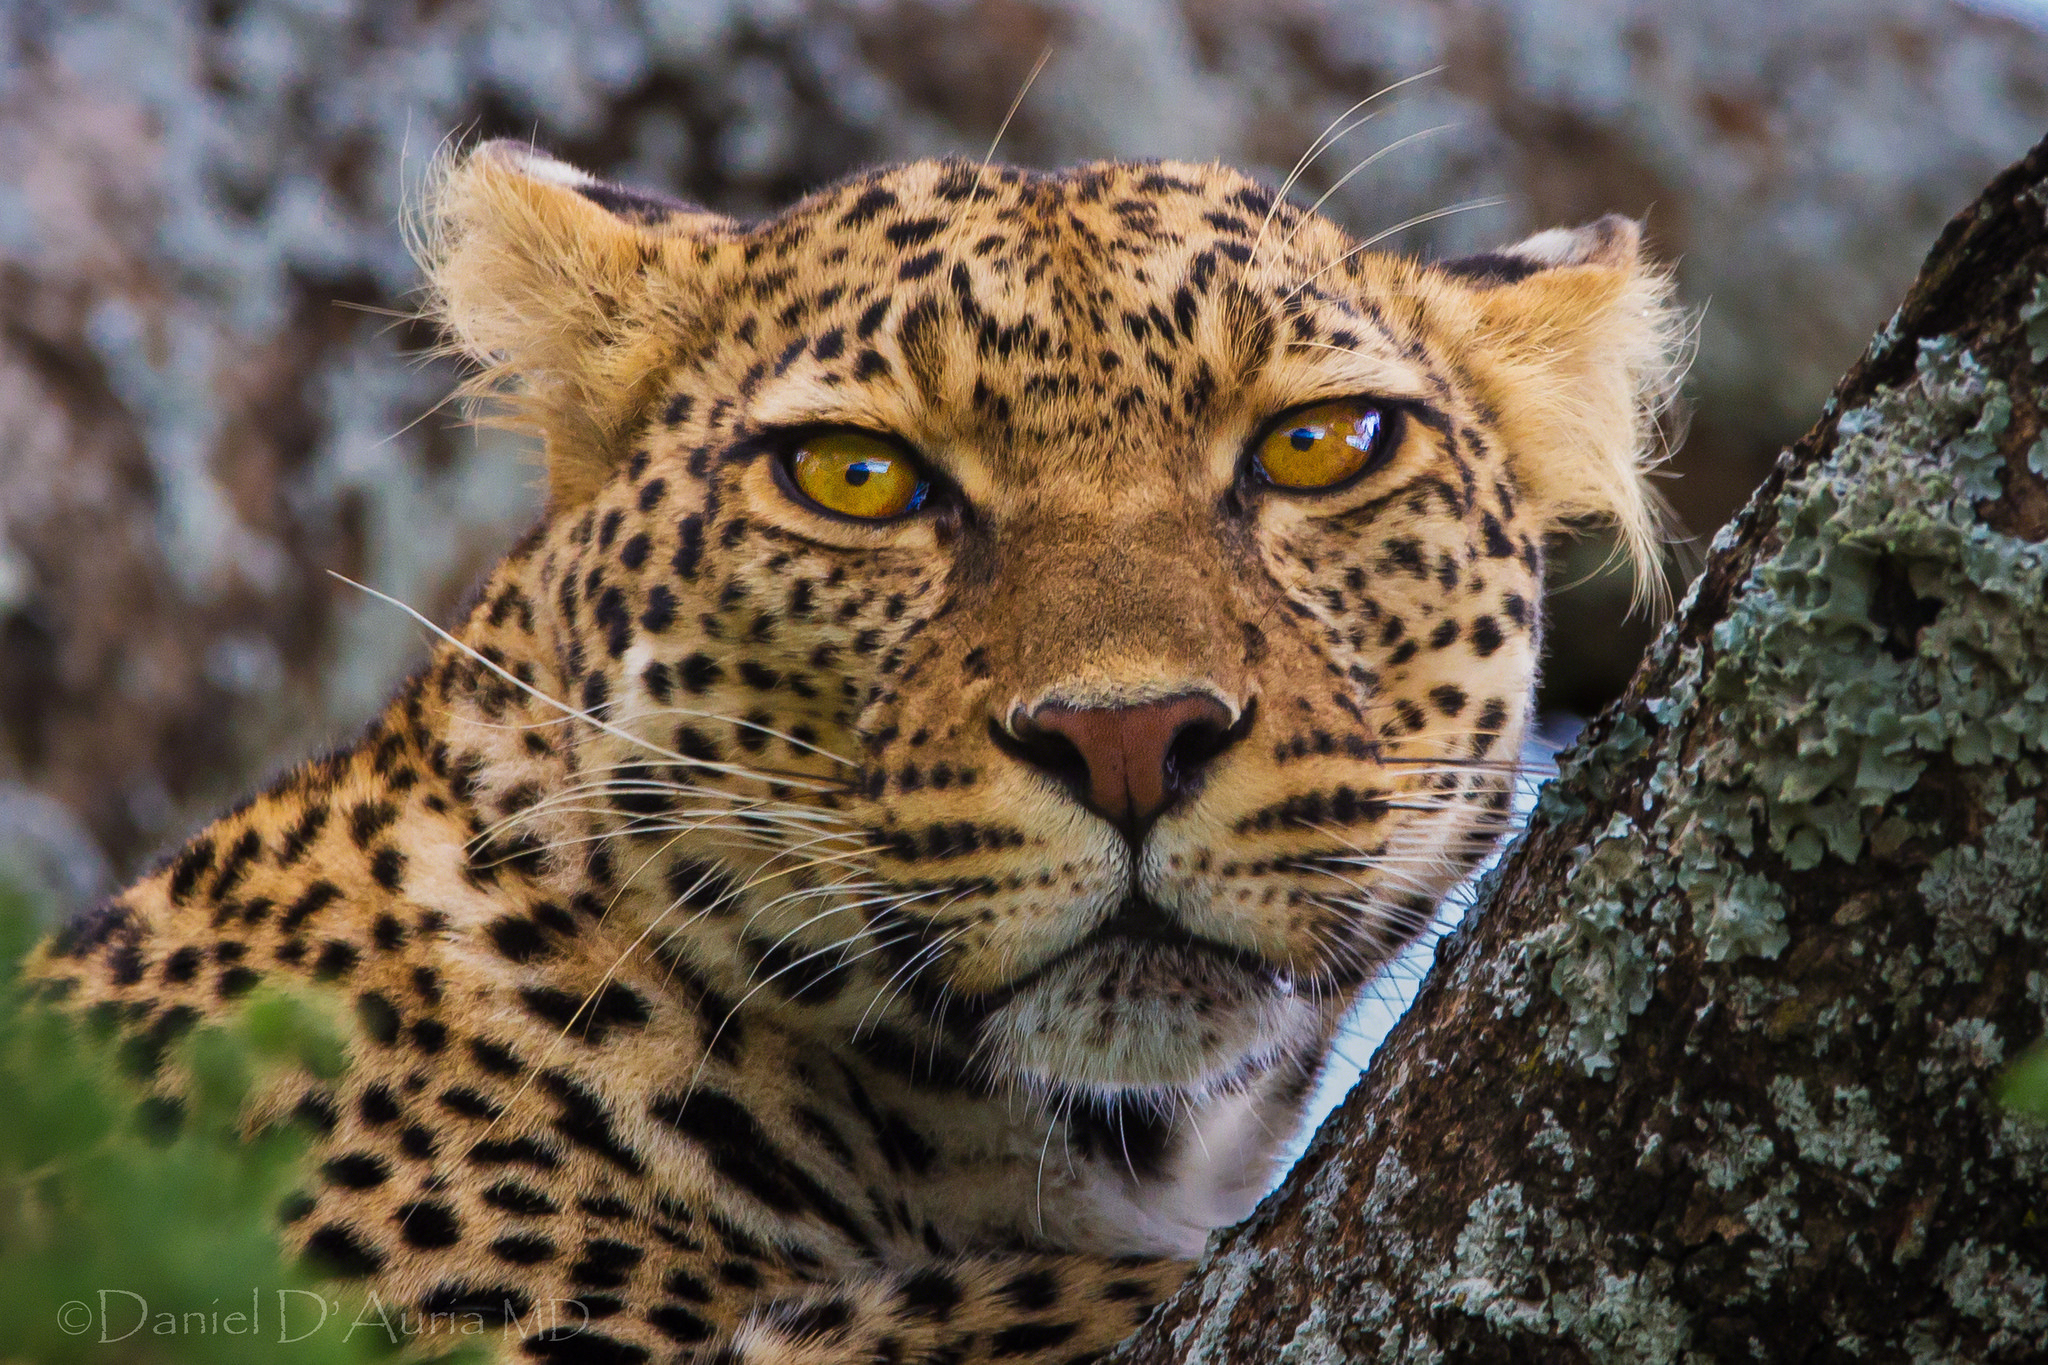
425,143,1679,1107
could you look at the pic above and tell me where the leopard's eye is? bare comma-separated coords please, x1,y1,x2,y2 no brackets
1254,400,1388,490
786,431,930,520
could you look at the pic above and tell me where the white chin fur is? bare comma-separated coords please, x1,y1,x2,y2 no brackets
980,941,1315,1092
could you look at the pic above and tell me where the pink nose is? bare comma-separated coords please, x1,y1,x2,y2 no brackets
1004,694,1242,834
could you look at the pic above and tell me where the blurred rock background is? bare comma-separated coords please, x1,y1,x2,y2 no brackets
3,0,2046,918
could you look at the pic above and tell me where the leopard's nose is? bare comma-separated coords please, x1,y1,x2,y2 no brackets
998,694,1247,837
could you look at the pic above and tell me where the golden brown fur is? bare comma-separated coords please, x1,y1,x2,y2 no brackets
32,141,1680,1364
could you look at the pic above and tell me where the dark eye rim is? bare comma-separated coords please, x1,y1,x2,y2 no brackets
1242,397,1405,497
764,424,948,525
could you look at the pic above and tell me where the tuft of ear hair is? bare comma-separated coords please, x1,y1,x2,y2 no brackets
1437,215,1689,614
414,140,735,508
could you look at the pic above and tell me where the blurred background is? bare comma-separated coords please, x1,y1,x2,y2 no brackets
2,0,2046,932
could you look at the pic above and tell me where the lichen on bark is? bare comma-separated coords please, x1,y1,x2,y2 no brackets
1113,133,2048,1365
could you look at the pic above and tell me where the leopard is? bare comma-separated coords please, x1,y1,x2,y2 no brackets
29,139,1680,1364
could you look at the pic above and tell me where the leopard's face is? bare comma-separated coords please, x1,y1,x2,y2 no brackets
431,147,1676,1104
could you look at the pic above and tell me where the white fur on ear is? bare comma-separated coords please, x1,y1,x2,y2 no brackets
477,142,599,189
1499,214,1639,270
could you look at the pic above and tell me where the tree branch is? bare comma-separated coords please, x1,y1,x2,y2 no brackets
1113,133,2048,1364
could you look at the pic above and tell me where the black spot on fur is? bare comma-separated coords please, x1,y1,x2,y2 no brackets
417,1281,532,1325
999,1268,1060,1312
303,1223,384,1277
897,249,943,280
321,1153,390,1188
485,1180,558,1217
398,1200,461,1248
521,1331,648,1364
838,186,899,226
1482,512,1516,558
313,939,359,978
441,1086,506,1122
1436,251,1543,285
646,1305,714,1342
540,1069,646,1174
369,846,406,892
209,830,261,900
570,1238,645,1289
899,1267,962,1320
519,983,651,1045
279,881,341,933
359,1084,401,1125
673,516,705,580
989,1321,1078,1356
489,915,553,964
491,1233,557,1264
167,837,216,906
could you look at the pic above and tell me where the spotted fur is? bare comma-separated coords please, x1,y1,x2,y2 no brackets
32,141,1681,1364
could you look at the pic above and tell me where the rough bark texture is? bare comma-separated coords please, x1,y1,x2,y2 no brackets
6,0,2048,913
1111,135,2048,1364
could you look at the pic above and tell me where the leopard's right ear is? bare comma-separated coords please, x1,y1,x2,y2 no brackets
1433,216,1686,614
418,140,737,508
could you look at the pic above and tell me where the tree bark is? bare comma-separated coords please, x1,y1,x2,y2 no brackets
1111,134,2048,1364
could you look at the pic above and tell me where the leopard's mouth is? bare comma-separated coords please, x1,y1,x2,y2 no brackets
1054,893,1280,982
963,894,1313,1092
958,893,1283,1013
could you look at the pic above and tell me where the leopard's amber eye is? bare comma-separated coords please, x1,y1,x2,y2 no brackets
1254,400,1387,489
787,431,930,520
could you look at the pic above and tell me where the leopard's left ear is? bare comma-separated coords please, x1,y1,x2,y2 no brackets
418,140,737,507
1437,216,1686,608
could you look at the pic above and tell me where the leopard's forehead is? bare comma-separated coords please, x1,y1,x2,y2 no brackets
749,157,1299,296
658,157,1437,491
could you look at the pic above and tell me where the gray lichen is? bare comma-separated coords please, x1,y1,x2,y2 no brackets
1436,1183,1693,1365
1524,810,1660,1076
1766,1076,1900,1187
1921,798,2047,977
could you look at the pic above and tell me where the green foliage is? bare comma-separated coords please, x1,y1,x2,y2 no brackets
1998,1040,2048,1120
0,879,478,1364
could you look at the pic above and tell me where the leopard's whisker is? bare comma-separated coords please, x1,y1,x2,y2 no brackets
334,572,855,791
686,924,947,1095
854,922,971,1041
475,814,808,865
1032,1085,1082,1237
512,762,860,811
482,794,846,849
1279,123,1460,253
455,712,857,788
1248,64,1444,269
725,871,924,951
984,47,1052,167
1250,108,1384,266
1285,197,1508,302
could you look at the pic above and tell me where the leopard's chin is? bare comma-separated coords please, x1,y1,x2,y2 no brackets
978,933,1316,1093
